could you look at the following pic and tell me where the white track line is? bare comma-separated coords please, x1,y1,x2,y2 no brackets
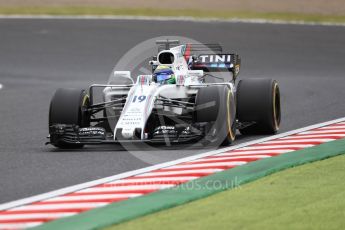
0,15,344,27
0,83,3,90
1,117,345,211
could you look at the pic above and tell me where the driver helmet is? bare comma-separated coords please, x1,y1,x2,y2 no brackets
153,65,176,84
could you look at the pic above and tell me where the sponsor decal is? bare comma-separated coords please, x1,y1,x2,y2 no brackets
79,127,106,136
199,54,232,63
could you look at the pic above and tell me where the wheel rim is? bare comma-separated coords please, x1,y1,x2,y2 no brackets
272,82,281,131
226,90,236,141
80,94,90,127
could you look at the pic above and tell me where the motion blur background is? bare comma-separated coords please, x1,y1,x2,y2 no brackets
0,0,343,15
0,0,344,19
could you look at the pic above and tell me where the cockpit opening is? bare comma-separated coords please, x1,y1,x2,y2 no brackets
158,52,175,64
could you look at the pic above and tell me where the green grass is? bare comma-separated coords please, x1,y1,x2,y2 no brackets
106,154,345,230
1,7,345,24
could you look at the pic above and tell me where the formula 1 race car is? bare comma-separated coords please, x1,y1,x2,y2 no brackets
48,40,281,148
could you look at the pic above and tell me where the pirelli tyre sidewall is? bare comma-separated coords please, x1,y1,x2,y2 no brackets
49,88,90,148
236,78,281,135
195,85,236,146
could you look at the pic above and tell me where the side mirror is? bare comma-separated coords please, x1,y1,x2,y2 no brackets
111,71,134,85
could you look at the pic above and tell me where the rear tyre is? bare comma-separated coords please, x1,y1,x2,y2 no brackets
236,78,281,135
49,88,90,148
195,85,236,146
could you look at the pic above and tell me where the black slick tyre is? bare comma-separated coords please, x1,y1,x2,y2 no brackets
236,78,281,135
195,85,236,146
49,88,90,148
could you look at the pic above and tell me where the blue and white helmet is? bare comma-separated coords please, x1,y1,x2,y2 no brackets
153,65,175,84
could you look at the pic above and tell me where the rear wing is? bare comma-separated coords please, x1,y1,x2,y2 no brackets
157,40,222,53
191,53,241,78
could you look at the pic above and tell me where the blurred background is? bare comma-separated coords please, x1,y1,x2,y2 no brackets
0,0,343,15
0,0,344,22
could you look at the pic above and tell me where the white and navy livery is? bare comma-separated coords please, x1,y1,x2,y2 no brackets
48,40,281,148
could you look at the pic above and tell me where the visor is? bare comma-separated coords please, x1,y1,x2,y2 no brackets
156,74,172,82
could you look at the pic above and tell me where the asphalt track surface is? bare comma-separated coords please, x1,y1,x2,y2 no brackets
0,19,344,204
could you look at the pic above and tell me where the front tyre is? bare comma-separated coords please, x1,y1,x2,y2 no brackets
195,85,236,146
49,88,90,148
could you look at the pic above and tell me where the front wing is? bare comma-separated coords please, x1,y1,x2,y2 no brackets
47,124,204,146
